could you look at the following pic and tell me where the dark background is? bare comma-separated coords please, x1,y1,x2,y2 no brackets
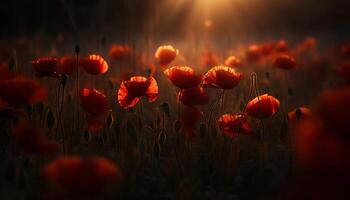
1,0,349,40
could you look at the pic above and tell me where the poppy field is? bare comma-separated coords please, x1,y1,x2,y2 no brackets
1,0,350,199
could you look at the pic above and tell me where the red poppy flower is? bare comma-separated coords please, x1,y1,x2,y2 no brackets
201,51,219,68
224,56,242,68
202,66,242,90
117,76,158,109
246,94,280,119
12,122,59,155
181,106,202,139
179,87,209,107
42,156,123,198
81,54,108,75
80,88,110,116
0,76,47,107
273,54,296,70
31,57,58,77
108,44,133,62
155,45,178,67
163,66,202,89
246,45,263,63
57,56,80,75
218,114,252,138
288,107,312,123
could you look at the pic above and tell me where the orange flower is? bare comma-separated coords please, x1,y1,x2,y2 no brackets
80,88,110,116
155,45,178,67
224,56,242,68
117,76,158,109
288,107,312,123
57,55,80,75
0,76,47,107
12,122,59,155
81,54,108,75
108,44,133,62
42,156,123,198
202,66,242,90
275,40,289,52
273,54,296,70
179,87,209,107
218,114,252,138
246,45,263,63
31,57,58,77
246,94,280,118
163,66,202,89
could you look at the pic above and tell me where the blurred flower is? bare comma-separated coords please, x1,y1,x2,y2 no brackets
0,76,47,107
224,56,242,68
31,57,58,78
273,54,297,70
155,45,178,67
108,44,133,63
12,121,59,155
42,156,123,198
201,51,219,68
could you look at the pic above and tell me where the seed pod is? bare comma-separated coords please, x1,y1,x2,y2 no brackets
106,113,114,128
46,110,55,130
158,131,166,145
295,108,302,119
